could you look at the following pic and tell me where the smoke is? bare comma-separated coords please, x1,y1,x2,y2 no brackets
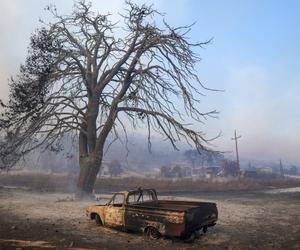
217,64,300,164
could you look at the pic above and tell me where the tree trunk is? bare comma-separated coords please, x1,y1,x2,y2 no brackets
75,94,114,199
76,154,102,199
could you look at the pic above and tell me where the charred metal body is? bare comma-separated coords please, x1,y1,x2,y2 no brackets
86,188,218,238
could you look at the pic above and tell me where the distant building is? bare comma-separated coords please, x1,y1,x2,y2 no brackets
242,166,281,179
205,167,221,178
218,160,240,177
181,166,193,176
256,167,273,173
243,170,259,178
284,165,299,176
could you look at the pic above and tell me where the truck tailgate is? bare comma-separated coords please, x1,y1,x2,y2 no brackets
184,202,218,232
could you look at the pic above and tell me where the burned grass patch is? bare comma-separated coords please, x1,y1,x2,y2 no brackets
1,171,300,194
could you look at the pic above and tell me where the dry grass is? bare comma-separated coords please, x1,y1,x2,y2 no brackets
0,172,76,192
1,171,300,194
95,176,300,193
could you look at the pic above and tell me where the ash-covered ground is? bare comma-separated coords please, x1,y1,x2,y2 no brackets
0,186,299,249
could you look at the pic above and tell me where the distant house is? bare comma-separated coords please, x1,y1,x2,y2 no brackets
284,165,299,176
160,164,192,178
256,167,273,174
205,167,221,177
181,166,193,176
242,167,281,179
218,160,240,177
243,170,259,178
192,167,205,176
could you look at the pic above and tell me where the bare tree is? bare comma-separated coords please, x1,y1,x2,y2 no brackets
0,1,217,197
107,160,123,177
160,166,172,178
219,160,240,177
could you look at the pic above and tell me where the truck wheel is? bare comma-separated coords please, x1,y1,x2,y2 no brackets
95,214,102,226
194,230,200,239
146,227,160,240
184,232,196,243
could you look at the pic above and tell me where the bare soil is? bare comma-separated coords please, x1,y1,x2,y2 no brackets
0,186,299,250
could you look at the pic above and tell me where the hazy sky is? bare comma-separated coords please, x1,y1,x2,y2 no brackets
0,0,299,165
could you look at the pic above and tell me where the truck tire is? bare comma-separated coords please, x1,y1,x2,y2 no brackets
95,214,102,226
184,232,196,243
194,230,200,239
146,226,160,240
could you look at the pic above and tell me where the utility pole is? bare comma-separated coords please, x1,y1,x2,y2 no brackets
231,130,242,171
279,159,284,176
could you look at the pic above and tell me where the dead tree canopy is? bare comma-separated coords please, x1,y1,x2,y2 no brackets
0,1,217,197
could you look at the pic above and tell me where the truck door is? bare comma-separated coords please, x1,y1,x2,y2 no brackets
104,193,125,228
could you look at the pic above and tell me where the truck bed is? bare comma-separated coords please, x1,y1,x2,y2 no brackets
124,200,218,237
128,200,215,211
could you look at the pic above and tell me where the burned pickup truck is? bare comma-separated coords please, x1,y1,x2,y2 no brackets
86,188,217,239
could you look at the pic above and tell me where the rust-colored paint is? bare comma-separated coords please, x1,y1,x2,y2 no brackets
104,205,124,227
86,188,218,238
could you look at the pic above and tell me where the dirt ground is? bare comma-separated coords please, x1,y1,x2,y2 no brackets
0,186,299,250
